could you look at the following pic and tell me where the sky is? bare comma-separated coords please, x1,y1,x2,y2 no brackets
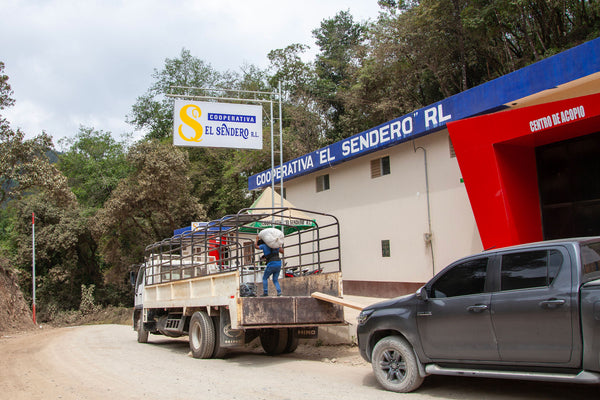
0,0,382,148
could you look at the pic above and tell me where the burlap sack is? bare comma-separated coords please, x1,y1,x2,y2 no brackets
258,228,284,248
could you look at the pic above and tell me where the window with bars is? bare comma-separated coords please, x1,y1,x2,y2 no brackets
316,174,330,192
381,240,391,257
371,156,391,178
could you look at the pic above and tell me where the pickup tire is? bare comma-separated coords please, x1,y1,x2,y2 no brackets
371,336,424,393
260,328,289,355
136,316,149,343
189,311,216,359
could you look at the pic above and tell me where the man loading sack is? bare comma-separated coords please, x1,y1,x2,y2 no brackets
255,228,284,296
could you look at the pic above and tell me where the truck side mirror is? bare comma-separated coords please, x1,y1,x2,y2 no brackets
416,286,428,301
130,271,136,288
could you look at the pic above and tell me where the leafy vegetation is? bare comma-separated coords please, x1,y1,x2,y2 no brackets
1,2,598,321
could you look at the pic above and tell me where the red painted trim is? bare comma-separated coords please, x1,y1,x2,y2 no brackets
447,93,600,249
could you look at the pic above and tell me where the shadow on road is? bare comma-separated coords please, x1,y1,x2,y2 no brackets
142,335,297,367
362,374,600,399
141,335,599,399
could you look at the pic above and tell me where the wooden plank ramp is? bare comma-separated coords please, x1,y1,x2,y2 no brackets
311,292,364,310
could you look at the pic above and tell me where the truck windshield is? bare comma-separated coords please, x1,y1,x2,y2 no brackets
580,241,600,283
135,266,145,290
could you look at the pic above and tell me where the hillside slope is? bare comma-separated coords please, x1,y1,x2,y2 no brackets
0,260,36,332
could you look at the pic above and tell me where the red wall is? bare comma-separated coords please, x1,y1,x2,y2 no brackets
447,93,600,249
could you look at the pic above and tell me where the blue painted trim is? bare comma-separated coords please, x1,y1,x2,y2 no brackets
248,38,600,191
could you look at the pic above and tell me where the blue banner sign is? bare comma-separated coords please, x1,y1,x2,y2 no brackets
248,38,600,191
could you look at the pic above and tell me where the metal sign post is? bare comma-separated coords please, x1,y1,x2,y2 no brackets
167,85,284,208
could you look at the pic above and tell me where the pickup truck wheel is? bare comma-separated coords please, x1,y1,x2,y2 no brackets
371,336,424,393
282,328,299,354
136,317,148,343
189,311,215,359
260,328,288,355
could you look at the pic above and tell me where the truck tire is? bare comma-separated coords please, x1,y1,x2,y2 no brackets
136,316,149,343
371,336,424,393
260,328,288,355
189,311,215,359
282,328,299,354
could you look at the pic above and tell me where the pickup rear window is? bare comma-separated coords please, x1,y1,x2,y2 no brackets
581,241,600,283
500,249,562,291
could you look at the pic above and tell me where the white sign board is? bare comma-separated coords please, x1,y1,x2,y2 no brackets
173,100,263,149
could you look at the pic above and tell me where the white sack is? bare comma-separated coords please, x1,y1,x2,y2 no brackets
258,228,284,248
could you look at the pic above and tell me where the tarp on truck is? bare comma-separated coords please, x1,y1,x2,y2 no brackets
241,187,316,235
173,187,315,236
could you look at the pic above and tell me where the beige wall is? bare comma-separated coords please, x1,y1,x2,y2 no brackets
282,129,483,296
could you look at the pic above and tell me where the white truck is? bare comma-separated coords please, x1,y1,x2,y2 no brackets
133,207,345,358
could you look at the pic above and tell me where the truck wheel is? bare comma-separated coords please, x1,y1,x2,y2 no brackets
260,328,288,355
282,328,299,354
136,316,149,343
189,311,215,359
371,336,424,393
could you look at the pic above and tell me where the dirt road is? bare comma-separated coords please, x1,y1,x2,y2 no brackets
1,325,598,400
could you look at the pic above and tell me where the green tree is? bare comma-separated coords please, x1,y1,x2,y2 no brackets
58,127,130,210
0,61,15,119
268,44,327,156
93,140,205,282
339,0,600,135
0,61,74,206
268,43,314,98
312,10,367,143
127,49,222,140
11,193,97,317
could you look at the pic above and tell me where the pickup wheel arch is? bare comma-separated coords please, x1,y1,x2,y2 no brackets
368,329,406,360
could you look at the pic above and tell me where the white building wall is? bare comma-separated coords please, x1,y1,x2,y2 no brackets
282,130,483,290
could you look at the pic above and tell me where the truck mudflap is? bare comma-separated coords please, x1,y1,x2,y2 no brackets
238,296,344,327
218,307,245,347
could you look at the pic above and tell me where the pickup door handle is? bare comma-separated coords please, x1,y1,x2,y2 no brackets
540,298,566,309
466,304,489,313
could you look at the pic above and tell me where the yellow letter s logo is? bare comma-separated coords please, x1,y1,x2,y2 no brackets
178,104,203,142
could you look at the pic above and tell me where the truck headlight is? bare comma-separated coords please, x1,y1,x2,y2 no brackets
357,309,374,325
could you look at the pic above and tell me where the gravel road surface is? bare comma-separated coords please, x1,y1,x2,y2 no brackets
1,325,598,399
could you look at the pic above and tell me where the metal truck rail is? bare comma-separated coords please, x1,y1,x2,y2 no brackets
143,207,341,288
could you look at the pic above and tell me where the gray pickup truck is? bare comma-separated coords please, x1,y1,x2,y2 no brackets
357,237,600,392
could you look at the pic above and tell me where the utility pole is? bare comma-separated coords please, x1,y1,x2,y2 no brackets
32,212,36,325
